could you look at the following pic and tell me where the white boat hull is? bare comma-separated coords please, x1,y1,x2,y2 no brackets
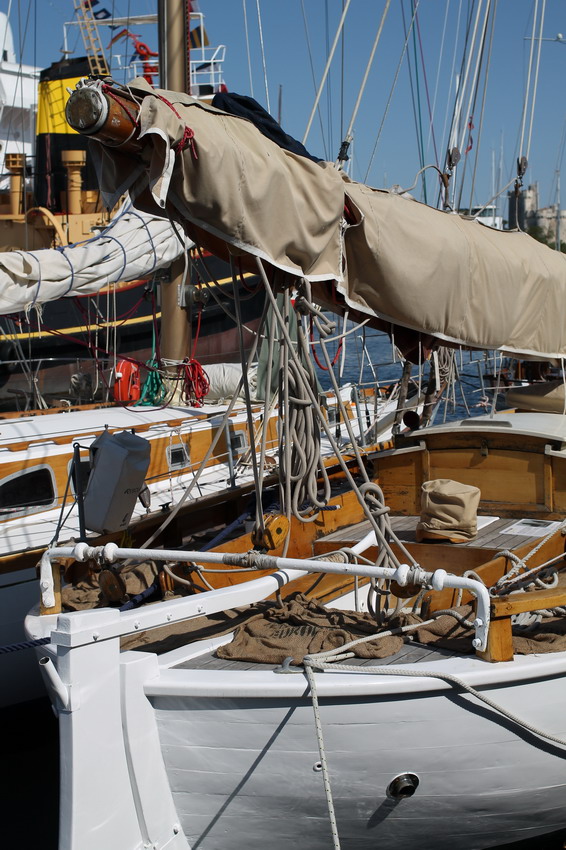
148,669,566,850
28,593,566,850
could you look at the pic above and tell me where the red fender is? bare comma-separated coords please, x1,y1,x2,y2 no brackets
113,359,141,403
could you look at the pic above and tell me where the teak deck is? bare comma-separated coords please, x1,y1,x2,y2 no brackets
175,514,566,670
317,514,554,552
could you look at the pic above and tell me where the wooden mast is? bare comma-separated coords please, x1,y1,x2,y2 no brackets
157,0,191,375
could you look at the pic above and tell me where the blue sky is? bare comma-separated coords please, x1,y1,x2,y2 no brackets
9,0,566,219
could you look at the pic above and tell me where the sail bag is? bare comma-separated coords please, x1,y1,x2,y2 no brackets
91,78,566,361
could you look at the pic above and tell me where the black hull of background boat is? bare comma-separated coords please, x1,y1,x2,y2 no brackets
0,256,265,410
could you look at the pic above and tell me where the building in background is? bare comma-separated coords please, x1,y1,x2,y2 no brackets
508,182,566,248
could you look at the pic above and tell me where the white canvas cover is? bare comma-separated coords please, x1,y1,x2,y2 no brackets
0,200,190,314
91,78,566,360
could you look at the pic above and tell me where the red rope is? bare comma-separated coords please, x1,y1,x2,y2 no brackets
178,358,209,407
155,94,198,159
101,84,140,129
191,303,203,359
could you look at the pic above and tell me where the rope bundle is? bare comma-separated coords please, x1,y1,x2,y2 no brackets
178,358,210,407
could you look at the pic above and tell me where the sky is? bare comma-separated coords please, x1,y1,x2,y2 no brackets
6,0,566,219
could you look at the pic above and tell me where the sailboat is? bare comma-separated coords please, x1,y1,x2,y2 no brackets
22,13,566,842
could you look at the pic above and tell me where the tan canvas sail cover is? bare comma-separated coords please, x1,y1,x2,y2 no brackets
92,79,566,360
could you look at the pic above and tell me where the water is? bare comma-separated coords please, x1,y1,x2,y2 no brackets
317,325,499,423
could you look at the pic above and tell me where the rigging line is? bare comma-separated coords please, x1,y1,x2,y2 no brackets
363,0,419,183
456,0,492,212
410,0,427,201
468,0,498,212
434,0,464,209
137,293,272,553
302,0,351,145
242,0,255,98
300,0,329,159
452,0,483,154
447,0,480,207
427,0,450,159
400,0,426,197
255,0,270,114
445,0,474,170
525,0,546,162
6,0,33,160
518,0,539,159
231,258,265,534
415,5,439,168
457,0,491,160
325,0,333,156
441,0,467,155
341,0,392,148
340,0,345,140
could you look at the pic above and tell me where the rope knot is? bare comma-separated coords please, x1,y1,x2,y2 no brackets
173,125,198,159
155,93,198,159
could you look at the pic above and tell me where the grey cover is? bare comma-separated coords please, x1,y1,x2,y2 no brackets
83,429,150,533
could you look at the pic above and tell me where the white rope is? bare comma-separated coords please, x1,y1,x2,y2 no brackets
255,0,270,114
456,0,492,157
303,0,352,145
518,0,539,159
364,0,419,182
241,0,254,98
493,520,566,594
525,0,546,161
305,656,566,749
300,0,328,159
450,0,483,153
439,0,463,172
256,260,413,574
427,0,450,157
467,0,498,211
304,663,341,850
339,0,391,158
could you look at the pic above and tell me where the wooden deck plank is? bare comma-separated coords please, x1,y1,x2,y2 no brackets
317,515,545,554
175,640,454,671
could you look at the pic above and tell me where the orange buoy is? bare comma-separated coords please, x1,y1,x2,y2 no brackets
113,359,141,403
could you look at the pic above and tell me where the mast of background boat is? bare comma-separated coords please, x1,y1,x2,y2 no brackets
157,0,191,377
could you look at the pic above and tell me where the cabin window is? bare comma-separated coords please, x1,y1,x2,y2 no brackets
167,442,191,471
0,465,56,517
229,430,248,456
327,407,338,427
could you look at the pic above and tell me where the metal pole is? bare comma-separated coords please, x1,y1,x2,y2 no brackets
73,442,87,542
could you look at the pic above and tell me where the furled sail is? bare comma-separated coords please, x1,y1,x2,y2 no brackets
0,200,190,314
83,78,566,360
